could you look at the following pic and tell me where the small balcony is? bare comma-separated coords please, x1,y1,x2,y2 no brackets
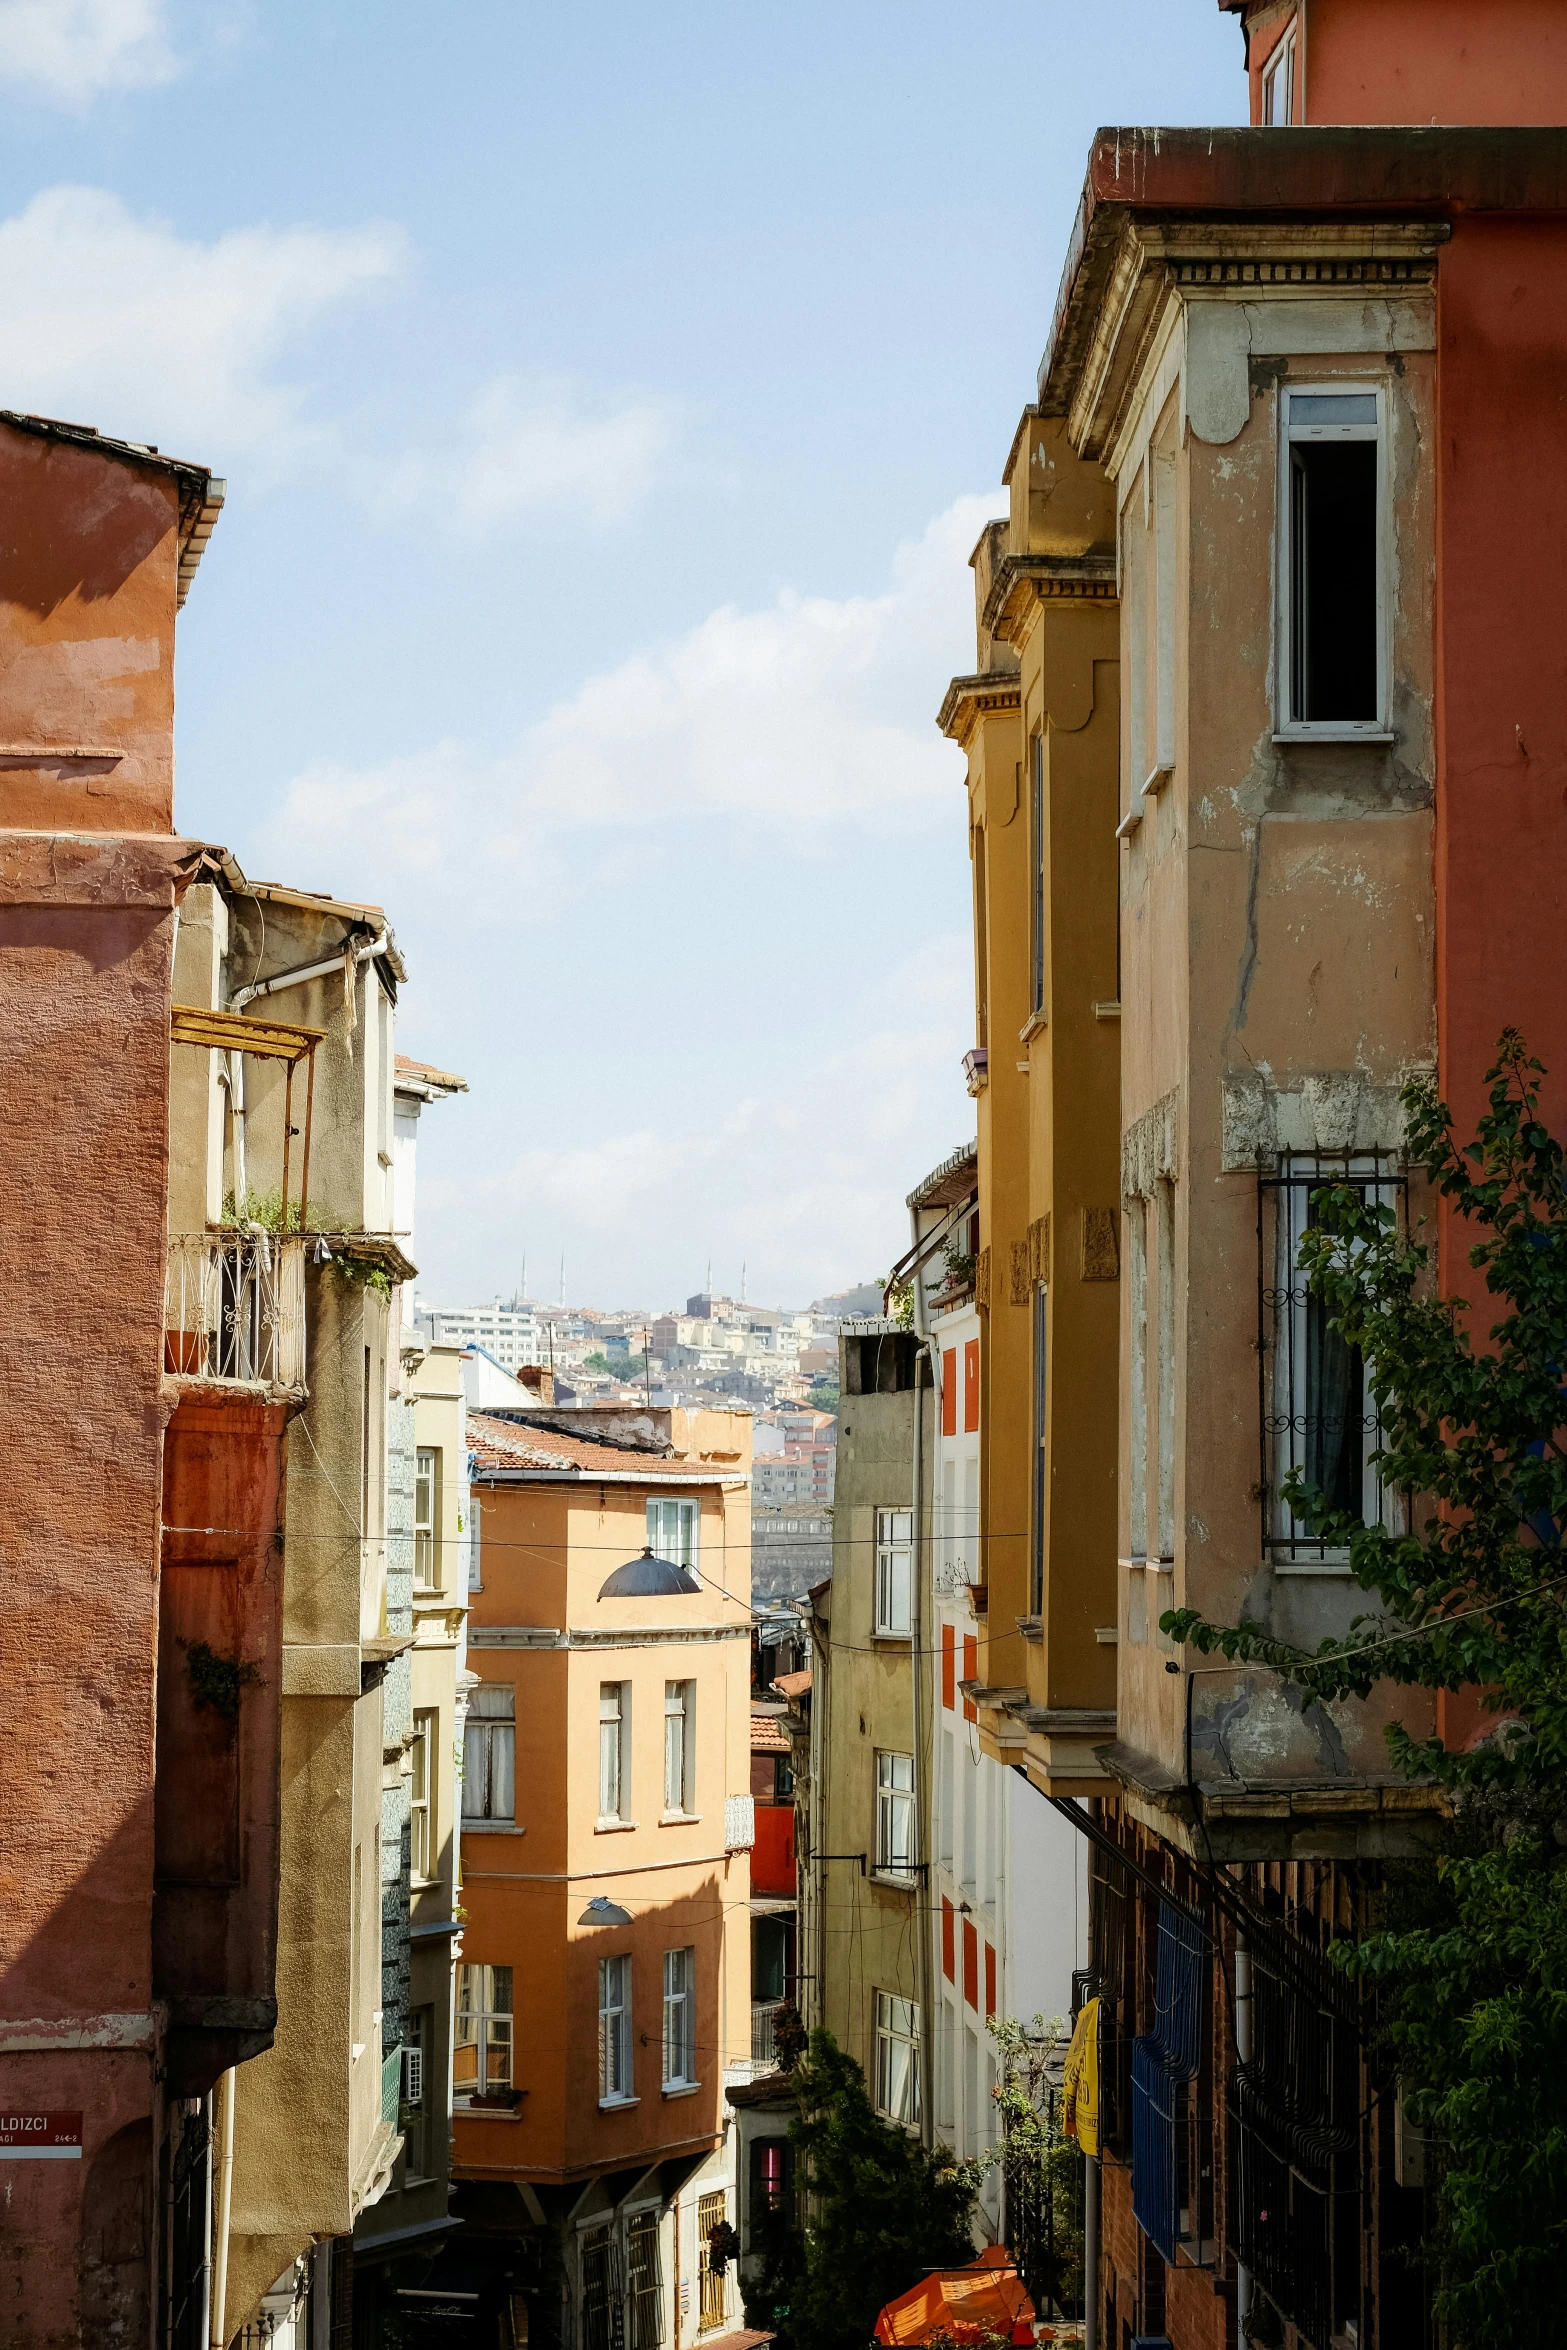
751,2001,783,2065
165,1230,307,1395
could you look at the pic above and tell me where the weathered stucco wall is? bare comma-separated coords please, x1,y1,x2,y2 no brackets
0,823,188,2344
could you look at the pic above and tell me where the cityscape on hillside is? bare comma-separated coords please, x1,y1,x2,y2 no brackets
411,1279,878,1597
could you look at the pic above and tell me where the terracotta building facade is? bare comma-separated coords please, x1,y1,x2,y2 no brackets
950,10,1567,2348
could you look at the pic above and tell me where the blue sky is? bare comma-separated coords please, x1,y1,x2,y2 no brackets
4,0,1242,1309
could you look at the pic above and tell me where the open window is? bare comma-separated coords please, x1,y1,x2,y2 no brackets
1278,387,1386,738
1261,19,1297,123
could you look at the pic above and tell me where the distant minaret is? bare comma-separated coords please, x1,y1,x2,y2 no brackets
520,1251,527,1303
741,1260,747,1303
706,1256,711,1300
559,1251,566,1306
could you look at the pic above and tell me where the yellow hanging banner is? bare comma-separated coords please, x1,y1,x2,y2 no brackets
1062,1996,1100,2159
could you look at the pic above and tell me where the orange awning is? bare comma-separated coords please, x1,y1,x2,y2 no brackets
873,2248,1034,2345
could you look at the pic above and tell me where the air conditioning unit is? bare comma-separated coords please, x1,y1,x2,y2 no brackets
724,1793,755,1852
401,2044,424,2106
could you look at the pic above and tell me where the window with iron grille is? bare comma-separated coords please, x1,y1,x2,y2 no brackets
1130,1902,1210,2269
696,2192,728,2334
581,2227,624,2350
1259,1154,1406,1568
1231,1917,1363,2348
627,2212,663,2350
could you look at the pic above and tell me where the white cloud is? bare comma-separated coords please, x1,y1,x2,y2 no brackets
252,491,995,905
0,185,404,467
0,0,176,98
415,949,973,1305
246,500,991,1304
377,372,680,530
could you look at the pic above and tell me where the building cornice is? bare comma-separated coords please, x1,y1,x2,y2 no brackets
935,670,1022,747
1055,215,1446,463
982,552,1119,649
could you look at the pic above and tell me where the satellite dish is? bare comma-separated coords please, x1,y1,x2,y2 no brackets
598,1545,701,1599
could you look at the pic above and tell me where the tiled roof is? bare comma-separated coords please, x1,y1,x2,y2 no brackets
750,1710,792,1753
395,1052,468,1095
772,1669,812,1699
468,1412,733,1481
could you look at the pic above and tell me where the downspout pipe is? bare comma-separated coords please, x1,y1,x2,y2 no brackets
1235,1930,1253,2345
209,2067,236,2350
911,1346,934,2151
229,931,391,1013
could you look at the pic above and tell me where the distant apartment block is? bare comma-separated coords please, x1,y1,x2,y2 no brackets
417,1301,547,1370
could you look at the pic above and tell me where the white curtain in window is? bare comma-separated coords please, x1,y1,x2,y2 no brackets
600,1684,625,1819
599,1954,632,2099
463,1683,515,1821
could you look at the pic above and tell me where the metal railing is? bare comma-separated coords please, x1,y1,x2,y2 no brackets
165,1230,307,1393
751,2001,783,2065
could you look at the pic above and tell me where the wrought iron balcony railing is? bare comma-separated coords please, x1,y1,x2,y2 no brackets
165,1230,307,1394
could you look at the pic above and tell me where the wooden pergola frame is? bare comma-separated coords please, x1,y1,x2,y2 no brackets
171,1004,327,1230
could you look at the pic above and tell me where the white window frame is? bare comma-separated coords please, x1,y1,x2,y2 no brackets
1261,19,1297,124
1274,381,1391,743
662,1945,697,2089
409,1707,437,1880
647,1496,699,1571
874,1508,913,1637
600,1682,630,1823
874,1749,916,1880
462,1683,515,1824
873,1990,921,2128
414,1446,440,1590
599,1953,635,2104
454,1963,512,2103
663,1680,695,1816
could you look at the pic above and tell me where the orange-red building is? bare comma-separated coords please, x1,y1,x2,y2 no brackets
446,1403,754,2349
0,410,281,2346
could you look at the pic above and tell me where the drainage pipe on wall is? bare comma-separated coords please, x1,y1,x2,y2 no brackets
1235,1930,1253,2346
209,2068,236,2350
1082,2151,1099,2350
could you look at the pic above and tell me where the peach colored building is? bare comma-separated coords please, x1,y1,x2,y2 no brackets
445,1404,754,2349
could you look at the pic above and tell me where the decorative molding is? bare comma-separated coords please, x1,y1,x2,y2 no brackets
1122,1091,1180,1201
984,552,1118,648
1220,1069,1429,1172
1081,1207,1120,1282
